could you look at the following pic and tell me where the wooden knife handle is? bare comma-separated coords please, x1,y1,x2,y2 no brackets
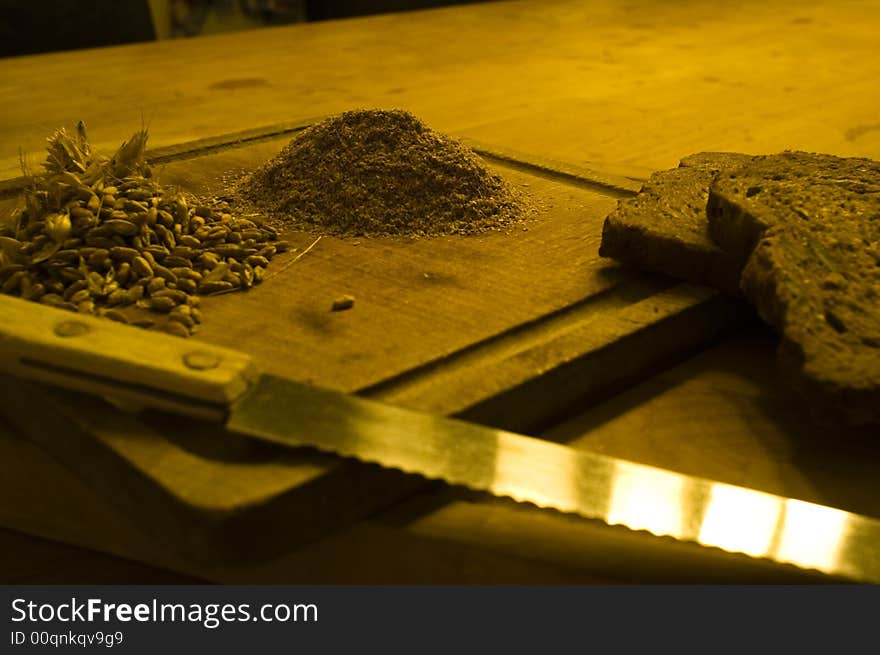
0,294,258,420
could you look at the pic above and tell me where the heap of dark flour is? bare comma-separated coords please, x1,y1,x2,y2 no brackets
240,109,524,237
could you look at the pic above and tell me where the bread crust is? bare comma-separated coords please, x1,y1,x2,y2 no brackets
708,151,880,425
599,152,752,296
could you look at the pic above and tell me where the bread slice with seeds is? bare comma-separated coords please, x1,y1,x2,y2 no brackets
707,151,880,424
599,152,752,295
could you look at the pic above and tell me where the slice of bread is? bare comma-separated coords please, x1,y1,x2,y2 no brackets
708,151,880,424
599,152,752,295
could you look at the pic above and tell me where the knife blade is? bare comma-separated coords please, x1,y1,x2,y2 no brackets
2,294,879,582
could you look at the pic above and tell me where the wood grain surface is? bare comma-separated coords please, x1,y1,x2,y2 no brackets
0,0,877,581
0,130,748,567
161,138,627,391
0,401,827,584
544,323,880,519
1,0,878,181
0,416,618,584
0,127,751,577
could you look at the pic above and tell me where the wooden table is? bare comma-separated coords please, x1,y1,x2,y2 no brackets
1,0,878,583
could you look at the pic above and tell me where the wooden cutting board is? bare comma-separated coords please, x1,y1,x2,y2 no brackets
0,123,747,567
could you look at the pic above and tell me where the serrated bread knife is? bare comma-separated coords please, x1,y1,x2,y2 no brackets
1,293,878,582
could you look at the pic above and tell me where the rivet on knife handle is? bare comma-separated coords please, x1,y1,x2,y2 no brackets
0,294,258,419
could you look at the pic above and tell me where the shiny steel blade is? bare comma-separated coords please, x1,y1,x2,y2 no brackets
228,374,880,583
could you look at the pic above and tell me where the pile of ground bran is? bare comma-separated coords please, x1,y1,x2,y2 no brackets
240,109,524,237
